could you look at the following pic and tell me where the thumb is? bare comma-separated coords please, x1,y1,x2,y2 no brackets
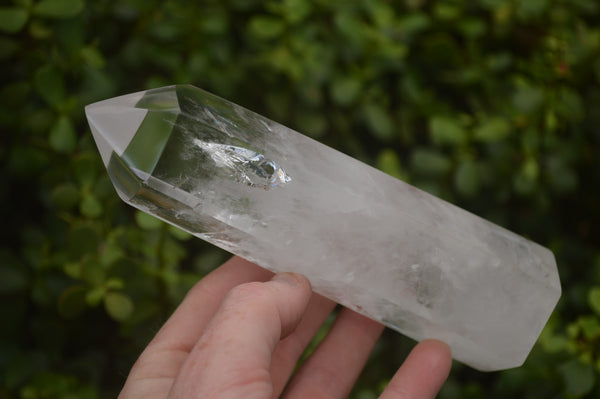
168,273,312,399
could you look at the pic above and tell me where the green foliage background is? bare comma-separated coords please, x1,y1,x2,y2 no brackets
1,0,599,397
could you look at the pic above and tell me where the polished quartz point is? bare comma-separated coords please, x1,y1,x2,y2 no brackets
85,85,561,371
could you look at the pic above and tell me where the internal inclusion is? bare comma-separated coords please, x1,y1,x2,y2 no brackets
193,138,291,190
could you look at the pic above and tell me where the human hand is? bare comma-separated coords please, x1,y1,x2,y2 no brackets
119,256,452,399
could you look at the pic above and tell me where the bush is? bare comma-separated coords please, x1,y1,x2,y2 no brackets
1,0,599,397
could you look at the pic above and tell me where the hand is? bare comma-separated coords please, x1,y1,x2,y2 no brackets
119,256,452,399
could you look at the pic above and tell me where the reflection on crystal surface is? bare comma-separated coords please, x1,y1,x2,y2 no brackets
192,139,291,190
85,85,561,371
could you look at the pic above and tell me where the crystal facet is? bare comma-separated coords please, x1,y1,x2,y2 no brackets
85,85,561,371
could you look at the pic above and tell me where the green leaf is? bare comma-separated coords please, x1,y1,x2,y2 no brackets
454,159,480,197
105,278,124,290
541,333,567,353
486,52,512,72
364,104,394,141
280,0,311,24
33,0,84,18
193,249,228,275
516,0,548,19
578,315,600,340
0,7,28,33
104,292,134,322
72,152,99,187
168,225,192,241
512,86,544,113
200,11,227,34
334,12,364,41
80,46,105,69
35,64,66,107
559,359,595,396
49,116,76,153
546,156,578,194
68,224,99,258
81,258,105,286
567,323,581,339
429,116,467,146
376,148,404,180
397,12,431,37
458,18,487,39
513,165,538,196
367,1,394,28
135,210,163,230
51,183,80,210
17,372,98,399
354,389,377,399
58,285,86,319
29,19,53,38
100,237,125,267
248,16,285,39
557,87,584,121
474,117,511,142
522,157,539,180
162,237,187,266
330,76,361,106
85,287,104,307
294,111,326,138
411,148,452,176
588,287,600,315
80,193,103,218
433,3,461,20
63,262,81,279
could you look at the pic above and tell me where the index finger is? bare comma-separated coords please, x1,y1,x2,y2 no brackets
150,256,274,353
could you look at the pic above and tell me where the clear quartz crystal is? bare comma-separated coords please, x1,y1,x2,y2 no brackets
85,85,561,371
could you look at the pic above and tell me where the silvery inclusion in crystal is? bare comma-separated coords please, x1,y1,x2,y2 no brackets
85,85,561,371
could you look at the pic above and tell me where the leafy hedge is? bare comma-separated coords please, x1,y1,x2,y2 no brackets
1,0,599,397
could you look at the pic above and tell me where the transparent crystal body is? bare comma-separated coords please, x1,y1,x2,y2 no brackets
85,85,561,371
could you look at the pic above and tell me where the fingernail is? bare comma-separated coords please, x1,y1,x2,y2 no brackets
272,272,301,287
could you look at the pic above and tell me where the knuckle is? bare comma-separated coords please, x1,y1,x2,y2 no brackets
225,281,270,305
220,368,272,396
383,385,412,399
